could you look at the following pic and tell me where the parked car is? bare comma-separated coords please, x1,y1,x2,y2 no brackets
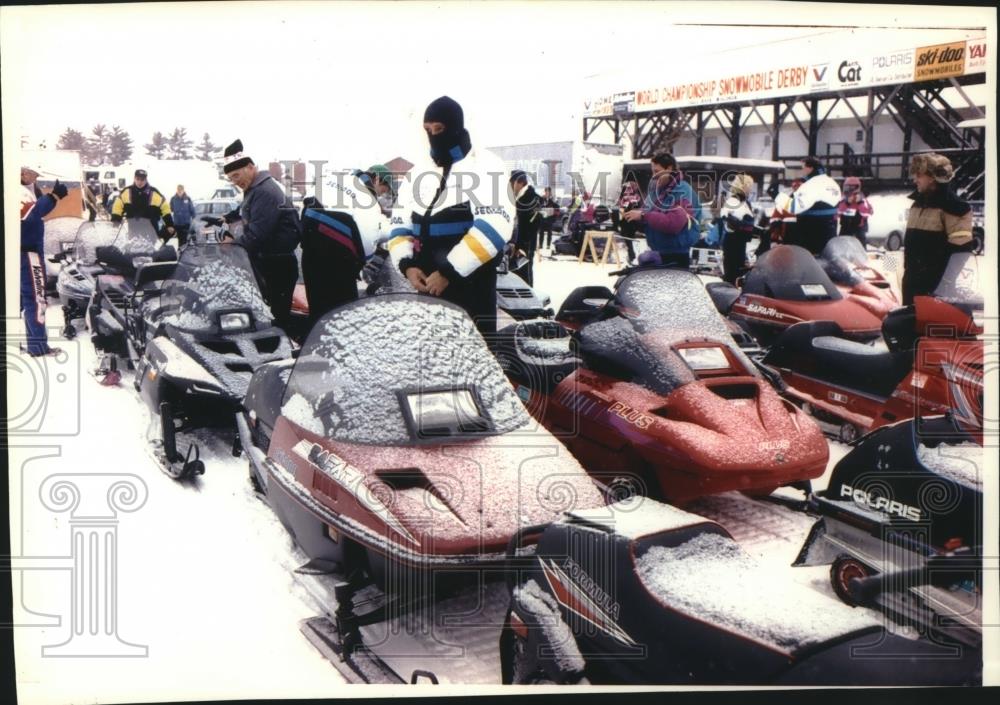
864,192,912,251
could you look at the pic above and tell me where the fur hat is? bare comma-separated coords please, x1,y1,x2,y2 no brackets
729,173,754,198
909,153,954,183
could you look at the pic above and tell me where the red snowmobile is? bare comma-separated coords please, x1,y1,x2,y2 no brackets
707,244,890,347
238,292,605,579
817,235,900,319
762,267,984,444
496,266,828,504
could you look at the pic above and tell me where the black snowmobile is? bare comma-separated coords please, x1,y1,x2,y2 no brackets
56,219,163,339
794,415,983,651
500,495,981,685
91,235,293,478
495,248,553,321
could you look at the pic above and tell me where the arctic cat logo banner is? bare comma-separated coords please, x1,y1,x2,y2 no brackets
840,483,923,521
914,41,966,81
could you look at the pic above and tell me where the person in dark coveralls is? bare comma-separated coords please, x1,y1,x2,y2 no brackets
901,153,973,305
20,166,68,356
110,169,176,240
221,139,301,327
170,184,197,246
387,96,513,337
509,169,540,286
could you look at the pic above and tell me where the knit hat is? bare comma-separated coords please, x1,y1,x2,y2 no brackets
223,139,254,174
729,173,754,198
423,96,464,129
509,169,528,184
843,176,862,193
367,164,391,184
910,153,954,183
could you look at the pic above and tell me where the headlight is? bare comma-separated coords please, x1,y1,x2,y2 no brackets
219,312,251,331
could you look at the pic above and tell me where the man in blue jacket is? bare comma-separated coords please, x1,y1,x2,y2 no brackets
170,184,197,246
20,166,68,356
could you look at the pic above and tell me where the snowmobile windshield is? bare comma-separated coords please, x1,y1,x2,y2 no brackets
578,268,757,394
158,243,272,332
933,252,984,307
742,244,841,301
73,221,134,265
280,294,532,445
819,236,869,286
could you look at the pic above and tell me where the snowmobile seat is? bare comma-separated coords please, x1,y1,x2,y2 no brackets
705,281,740,315
556,285,614,326
495,320,579,394
243,358,297,432
134,261,177,289
765,321,912,399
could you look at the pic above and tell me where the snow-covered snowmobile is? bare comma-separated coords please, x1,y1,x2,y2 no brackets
56,219,161,339
706,244,889,347
236,294,607,680
91,237,292,478
500,495,981,685
762,254,984,443
495,266,828,503
795,416,983,653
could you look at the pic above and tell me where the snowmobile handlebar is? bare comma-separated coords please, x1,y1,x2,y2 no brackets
848,553,982,604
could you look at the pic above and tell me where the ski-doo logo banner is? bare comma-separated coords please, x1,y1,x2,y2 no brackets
840,483,923,521
914,41,966,81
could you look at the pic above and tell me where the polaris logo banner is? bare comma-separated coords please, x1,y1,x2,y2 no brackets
840,484,923,521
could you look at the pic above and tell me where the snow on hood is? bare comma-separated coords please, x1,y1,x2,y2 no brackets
917,442,983,492
281,296,532,445
566,496,715,539
636,532,879,654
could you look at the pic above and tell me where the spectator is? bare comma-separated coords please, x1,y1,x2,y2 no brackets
622,152,702,268
901,153,973,305
20,167,68,356
83,178,100,222
615,177,643,263
510,170,540,286
110,169,175,240
719,174,756,284
836,176,874,247
301,166,391,323
387,95,513,337
170,184,197,246
787,156,840,254
221,138,302,327
538,186,559,251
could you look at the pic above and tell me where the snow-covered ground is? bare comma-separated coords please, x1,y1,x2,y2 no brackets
5,250,936,701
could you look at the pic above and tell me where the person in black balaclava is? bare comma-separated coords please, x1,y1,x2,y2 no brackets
386,96,513,338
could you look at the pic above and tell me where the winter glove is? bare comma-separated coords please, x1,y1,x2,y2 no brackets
51,180,68,200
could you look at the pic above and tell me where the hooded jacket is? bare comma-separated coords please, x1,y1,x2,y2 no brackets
642,170,702,255
388,148,513,281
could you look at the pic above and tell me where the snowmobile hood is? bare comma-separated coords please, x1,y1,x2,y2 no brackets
269,417,606,559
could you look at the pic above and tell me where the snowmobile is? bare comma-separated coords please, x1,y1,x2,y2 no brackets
495,247,553,322
55,219,162,339
794,416,983,653
236,294,606,681
706,244,888,347
500,494,981,685
494,266,828,504
817,235,900,319
762,254,984,444
90,235,293,479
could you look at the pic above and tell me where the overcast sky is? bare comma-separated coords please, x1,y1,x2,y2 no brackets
3,1,993,169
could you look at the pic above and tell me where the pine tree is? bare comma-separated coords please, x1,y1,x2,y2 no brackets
86,124,111,164
57,127,87,152
108,125,134,166
196,132,219,161
144,131,167,160
166,127,194,159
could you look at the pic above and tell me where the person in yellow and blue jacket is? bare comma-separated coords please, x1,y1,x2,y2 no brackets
110,168,175,239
